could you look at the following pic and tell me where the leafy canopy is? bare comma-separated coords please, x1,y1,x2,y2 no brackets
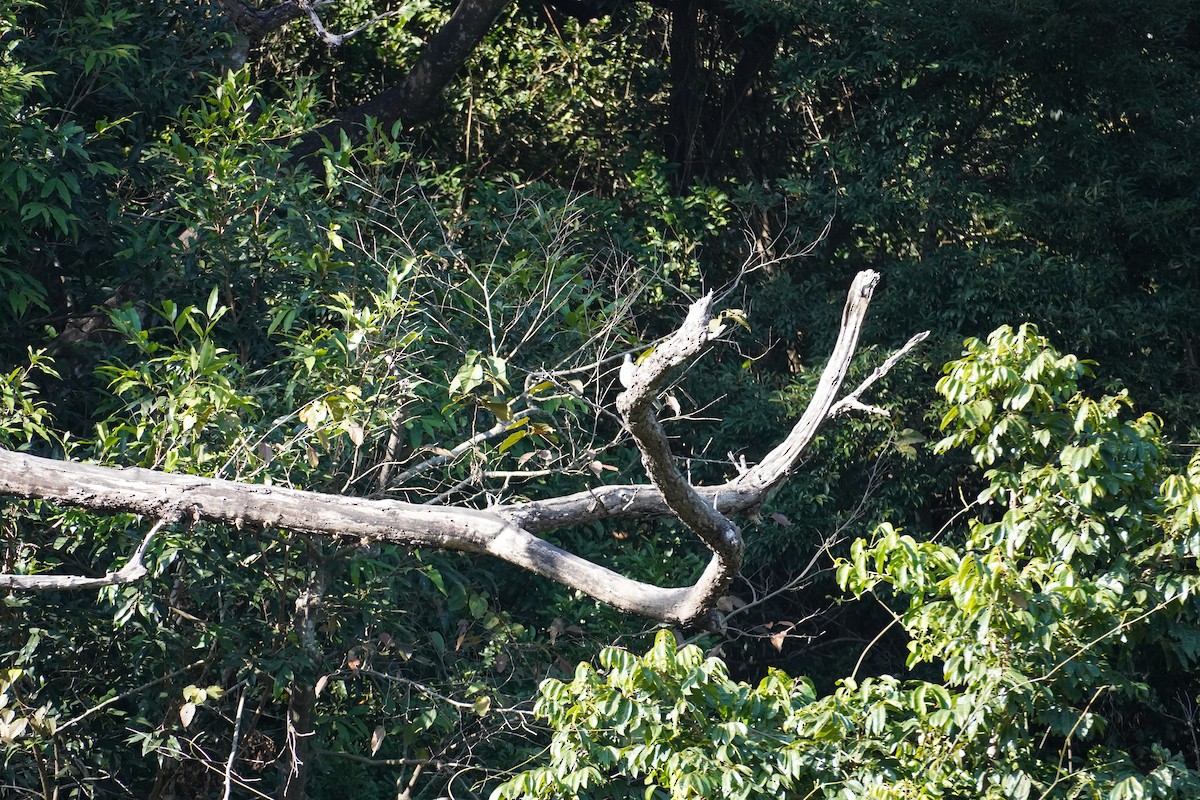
499,325,1200,800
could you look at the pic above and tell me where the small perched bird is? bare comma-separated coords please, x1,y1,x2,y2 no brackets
619,353,638,388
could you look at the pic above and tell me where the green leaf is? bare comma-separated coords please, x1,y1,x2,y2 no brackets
497,429,527,454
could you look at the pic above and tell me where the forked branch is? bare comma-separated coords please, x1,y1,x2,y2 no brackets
503,269,892,532
0,269,923,626
614,293,744,620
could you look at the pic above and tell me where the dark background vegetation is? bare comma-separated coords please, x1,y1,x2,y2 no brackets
2,0,1199,797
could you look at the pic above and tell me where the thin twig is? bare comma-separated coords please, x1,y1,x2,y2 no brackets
297,0,408,47
378,406,542,494
313,749,473,770
831,330,930,417
59,659,204,732
222,687,247,800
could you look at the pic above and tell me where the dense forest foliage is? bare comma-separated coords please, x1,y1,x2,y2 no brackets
2,0,1199,797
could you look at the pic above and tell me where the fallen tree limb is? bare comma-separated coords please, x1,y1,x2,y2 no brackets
0,449,716,623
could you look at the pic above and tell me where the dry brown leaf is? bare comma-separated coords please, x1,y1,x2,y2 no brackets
370,724,386,756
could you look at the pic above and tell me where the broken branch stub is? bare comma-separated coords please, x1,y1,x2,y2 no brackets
0,269,911,627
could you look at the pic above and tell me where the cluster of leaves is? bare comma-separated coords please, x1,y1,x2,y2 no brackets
495,629,817,800
503,328,1200,800
1,0,225,329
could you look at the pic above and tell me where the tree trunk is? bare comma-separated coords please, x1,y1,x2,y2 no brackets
277,684,316,800
292,0,513,159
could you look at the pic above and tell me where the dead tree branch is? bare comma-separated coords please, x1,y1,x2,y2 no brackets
0,518,166,592
615,293,744,622
831,330,930,417
503,270,898,532
295,0,409,47
0,270,921,626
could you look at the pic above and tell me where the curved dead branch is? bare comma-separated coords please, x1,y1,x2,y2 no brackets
0,518,166,591
0,449,711,623
614,292,743,614
0,269,924,627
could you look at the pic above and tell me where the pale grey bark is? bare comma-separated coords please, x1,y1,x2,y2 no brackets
0,519,164,591
293,0,514,157
0,270,919,626
615,292,744,620
503,270,888,533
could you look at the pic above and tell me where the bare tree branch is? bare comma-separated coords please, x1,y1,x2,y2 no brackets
0,447,721,623
56,659,206,733
222,687,247,800
294,0,410,47
614,293,743,620
311,749,473,770
0,270,918,627
502,269,886,533
0,518,166,592
831,330,930,417
731,269,880,492
378,405,543,494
